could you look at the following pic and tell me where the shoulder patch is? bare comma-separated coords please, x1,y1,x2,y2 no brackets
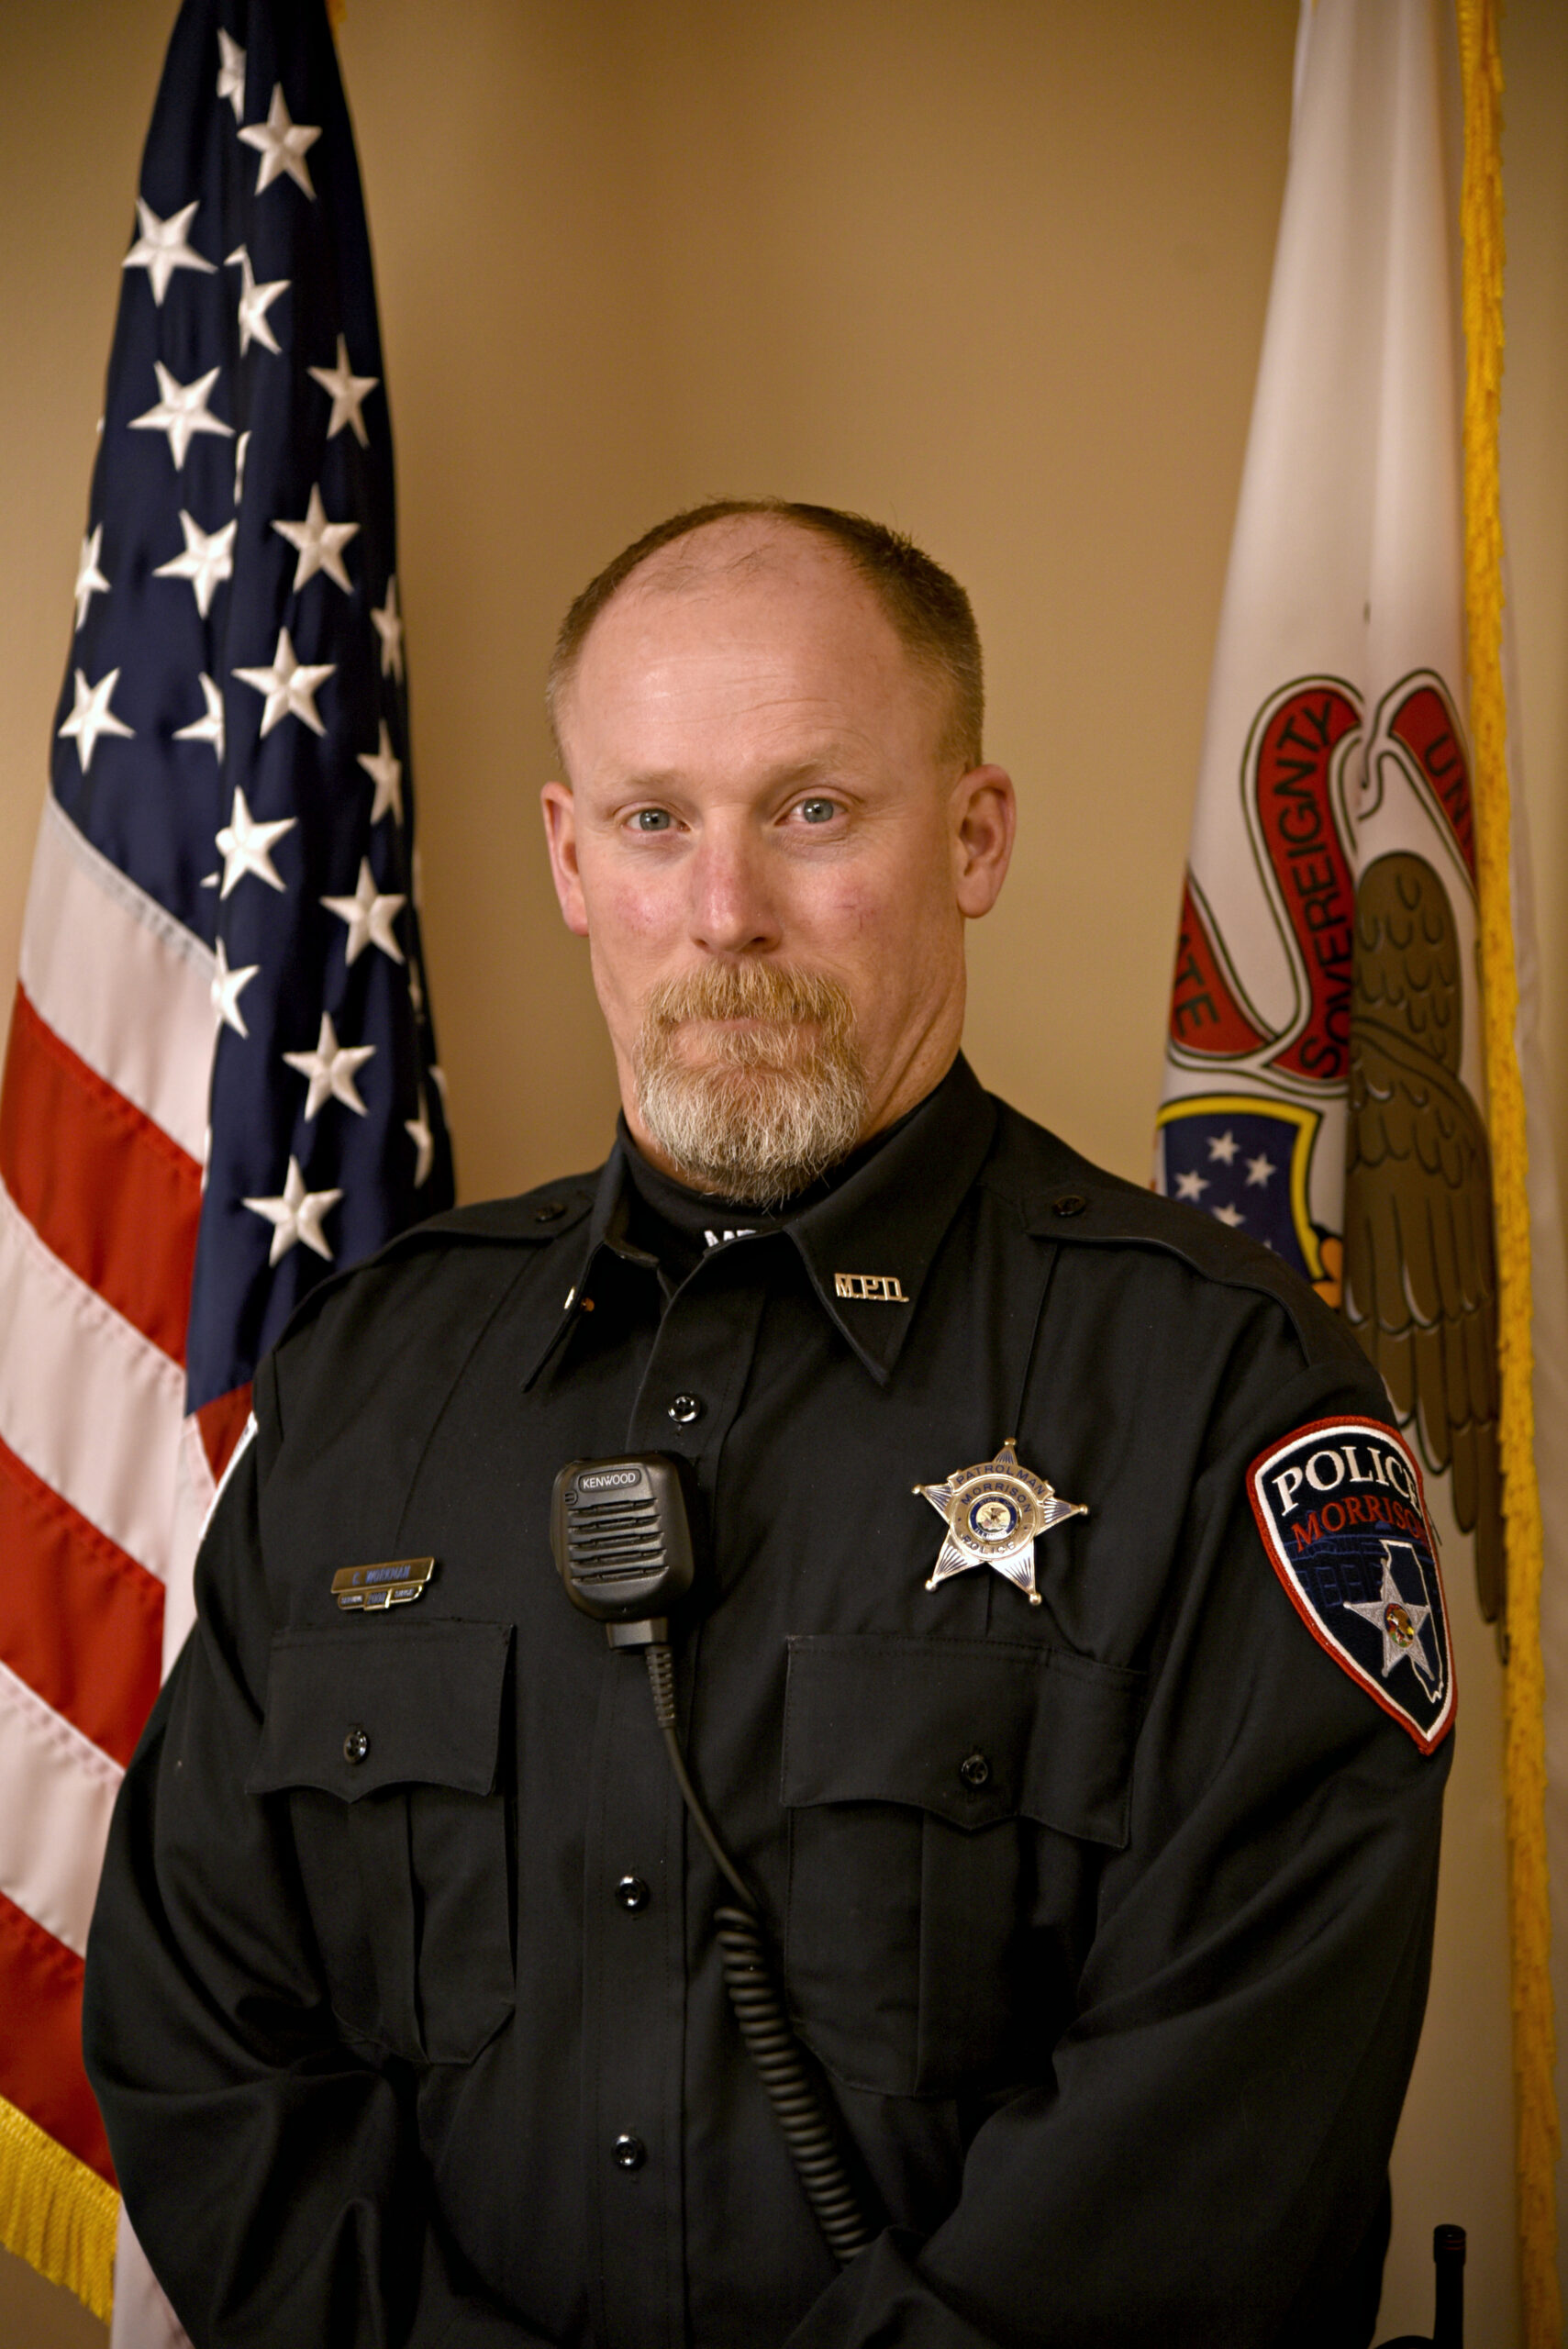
1247,1418,1454,1752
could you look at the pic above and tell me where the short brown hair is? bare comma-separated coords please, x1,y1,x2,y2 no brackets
547,497,984,769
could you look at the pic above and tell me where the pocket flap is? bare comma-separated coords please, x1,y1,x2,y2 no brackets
782,1634,1142,1847
248,1620,512,1802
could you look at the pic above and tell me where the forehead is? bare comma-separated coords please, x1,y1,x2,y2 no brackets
560,523,940,775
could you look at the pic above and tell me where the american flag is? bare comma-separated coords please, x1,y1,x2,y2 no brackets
0,0,451,2317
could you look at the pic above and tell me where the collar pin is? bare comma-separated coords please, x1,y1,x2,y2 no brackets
834,1272,907,1301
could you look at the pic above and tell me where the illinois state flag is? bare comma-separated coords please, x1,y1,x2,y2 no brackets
1155,0,1502,1620
0,0,451,2331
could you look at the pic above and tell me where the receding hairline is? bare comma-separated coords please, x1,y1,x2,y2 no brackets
608,511,825,599
553,519,934,741
546,497,984,774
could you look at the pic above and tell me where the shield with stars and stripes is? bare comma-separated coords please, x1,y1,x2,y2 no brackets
1153,1095,1328,1292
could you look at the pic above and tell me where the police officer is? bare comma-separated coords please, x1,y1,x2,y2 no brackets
84,501,1451,2349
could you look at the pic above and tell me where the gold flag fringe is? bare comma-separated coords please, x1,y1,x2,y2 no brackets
1455,0,1562,2338
0,2094,117,2322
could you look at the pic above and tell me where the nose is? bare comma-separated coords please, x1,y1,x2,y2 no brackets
686,813,781,956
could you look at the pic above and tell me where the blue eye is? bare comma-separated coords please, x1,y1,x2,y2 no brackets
632,808,673,831
799,798,837,825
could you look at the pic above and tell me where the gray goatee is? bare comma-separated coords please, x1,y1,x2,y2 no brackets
634,963,868,1207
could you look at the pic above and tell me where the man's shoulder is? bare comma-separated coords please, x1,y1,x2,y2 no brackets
274,1165,604,1358
406,1168,603,1248
977,1092,1364,1375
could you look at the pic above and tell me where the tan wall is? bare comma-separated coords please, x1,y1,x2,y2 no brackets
1,3,1562,2343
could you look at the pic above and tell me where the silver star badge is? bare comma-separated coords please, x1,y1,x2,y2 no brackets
915,1439,1086,1606
1343,1542,1438,1691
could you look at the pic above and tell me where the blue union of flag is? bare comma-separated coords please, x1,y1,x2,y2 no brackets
1153,1096,1333,1302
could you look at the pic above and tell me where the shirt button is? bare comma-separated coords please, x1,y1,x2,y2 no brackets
612,2133,647,2171
1052,1193,1088,1217
959,1749,991,1787
532,1199,565,1222
615,1874,651,1911
668,1394,704,1425
343,1726,370,1765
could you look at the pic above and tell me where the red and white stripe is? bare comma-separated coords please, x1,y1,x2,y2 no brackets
0,793,221,2197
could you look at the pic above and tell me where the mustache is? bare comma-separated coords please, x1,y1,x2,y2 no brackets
639,963,856,1062
632,961,868,1202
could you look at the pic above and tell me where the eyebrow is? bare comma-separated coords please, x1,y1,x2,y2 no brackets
606,754,852,798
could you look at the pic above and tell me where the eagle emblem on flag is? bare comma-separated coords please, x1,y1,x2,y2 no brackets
1159,670,1503,1622
1341,850,1501,1620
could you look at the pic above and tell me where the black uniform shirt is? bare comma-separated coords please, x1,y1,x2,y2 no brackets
83,1059,1451,2349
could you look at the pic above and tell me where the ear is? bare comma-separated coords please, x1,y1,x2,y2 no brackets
540,781,590,937
951,764,1016,918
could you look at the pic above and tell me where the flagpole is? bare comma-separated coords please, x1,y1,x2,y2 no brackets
1455,2,1562,2338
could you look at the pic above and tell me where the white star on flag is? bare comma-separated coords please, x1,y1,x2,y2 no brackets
1173,1168,1208,1201
1244,1152,1277,1188
283,1013,375,1119
428,1063,449,1113
407,961,424,1016
233,429,251,506
406,1093,435,1186
216,785,295,897
226,244,288,357
308,333,378,444
211,937,260,1037
1207,1130,1240,1164
1212,1202,1245,1227
243,1156,342,1265
122,196,215,306
57,667,134,772
130,361,233,470
358,721,403,824
272,484,358,593
217,28,246,122
371,577,404,681
153,509,236,618
239,83,321,198
233,626,335,737
72,527,109,632
173,672,226,759
322,857,406,965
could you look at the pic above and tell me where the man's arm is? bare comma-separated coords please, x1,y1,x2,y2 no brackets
787,1356,1450,2349
83,1431,549,2349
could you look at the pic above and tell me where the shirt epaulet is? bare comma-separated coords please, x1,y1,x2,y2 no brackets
271,1176,599,1353
981,1104,1367,1376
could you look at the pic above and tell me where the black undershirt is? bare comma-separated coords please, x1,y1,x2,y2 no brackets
618,1088,931,1299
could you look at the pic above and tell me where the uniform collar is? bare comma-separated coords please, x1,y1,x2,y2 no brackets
783,1056,995,1382
528,1056,995,1389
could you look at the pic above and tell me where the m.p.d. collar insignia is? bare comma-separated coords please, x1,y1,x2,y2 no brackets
915,1439,1086,1605
835,1273,906,1301
1247,1418,1453,1752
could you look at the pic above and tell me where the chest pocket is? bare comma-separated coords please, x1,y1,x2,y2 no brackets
782,1634,1142,2099
248,1620,515,2066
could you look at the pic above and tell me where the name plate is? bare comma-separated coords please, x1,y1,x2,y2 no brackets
330,1557,436,1612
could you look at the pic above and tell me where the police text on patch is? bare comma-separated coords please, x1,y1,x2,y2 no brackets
1246,1418,1453,1752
